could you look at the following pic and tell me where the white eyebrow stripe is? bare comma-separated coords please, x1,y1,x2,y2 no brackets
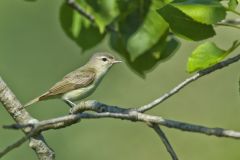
100,56,109,60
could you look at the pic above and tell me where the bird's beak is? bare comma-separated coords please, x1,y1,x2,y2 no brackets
112,60,122,64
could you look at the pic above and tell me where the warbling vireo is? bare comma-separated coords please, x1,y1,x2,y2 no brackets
24,53,121,108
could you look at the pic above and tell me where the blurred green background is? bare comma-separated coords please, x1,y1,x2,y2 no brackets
0,1,240,160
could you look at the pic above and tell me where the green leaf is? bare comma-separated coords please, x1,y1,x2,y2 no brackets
109,0,180,75
126,1,169,60
187,41,240,73
110,30,180,76
158,4,215,41
115,0,169,61
130,35,180,76
60,3,105,51
77,0,119,33
228,0,239,10
172,0,226,24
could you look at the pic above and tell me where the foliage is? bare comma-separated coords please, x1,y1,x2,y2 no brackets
187,40,240,73
33,0,240,80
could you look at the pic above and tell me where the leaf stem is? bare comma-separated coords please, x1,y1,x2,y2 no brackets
226,7,240,16
216,23,240,30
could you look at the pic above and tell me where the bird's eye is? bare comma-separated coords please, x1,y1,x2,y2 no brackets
102,57,107,62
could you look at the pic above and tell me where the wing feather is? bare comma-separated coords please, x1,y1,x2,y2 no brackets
44,68,96,97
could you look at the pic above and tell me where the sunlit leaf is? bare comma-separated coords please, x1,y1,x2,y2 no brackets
228,0,239,10
172,0,226,24
158,4,215,41
187,40,240,73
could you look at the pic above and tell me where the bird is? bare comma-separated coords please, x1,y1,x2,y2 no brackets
24,53,122,108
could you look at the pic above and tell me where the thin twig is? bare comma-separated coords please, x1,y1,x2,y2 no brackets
0,131,35,158
80,112,240,139
216,23,240,30
137,54,240,112
150,123,178,160
229,9,240,16
3,123,34,130
65,0,116,32
66,0,95,22
220,18,240,25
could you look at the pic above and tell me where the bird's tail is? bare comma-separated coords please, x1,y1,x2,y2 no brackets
24,97,41,108
24,92,50,108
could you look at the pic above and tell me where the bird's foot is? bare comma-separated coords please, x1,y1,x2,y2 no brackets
69,108,74,115
64,99,76,108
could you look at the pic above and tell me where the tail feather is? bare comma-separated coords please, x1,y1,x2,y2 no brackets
24,92,50,108
24,97,40,108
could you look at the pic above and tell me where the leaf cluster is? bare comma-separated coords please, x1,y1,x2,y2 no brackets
29,0,240,77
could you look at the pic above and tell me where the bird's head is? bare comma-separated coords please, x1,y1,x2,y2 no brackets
88,53,122,72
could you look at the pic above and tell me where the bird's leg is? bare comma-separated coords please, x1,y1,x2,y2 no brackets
63,99,76,108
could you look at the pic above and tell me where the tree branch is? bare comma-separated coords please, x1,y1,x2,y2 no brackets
0,130,35,158
66,0,95,22
220,18,240,25
2,54,240,159
216,23,240,30
149,123,178,160
0,77,55,159
3,100,240,150
216,18,240,29
137,54,240,112
65,0,116,32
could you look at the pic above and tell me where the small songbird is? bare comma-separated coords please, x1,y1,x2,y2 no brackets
24,53,122,108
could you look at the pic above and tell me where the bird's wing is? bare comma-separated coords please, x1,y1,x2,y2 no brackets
44,68,96,97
